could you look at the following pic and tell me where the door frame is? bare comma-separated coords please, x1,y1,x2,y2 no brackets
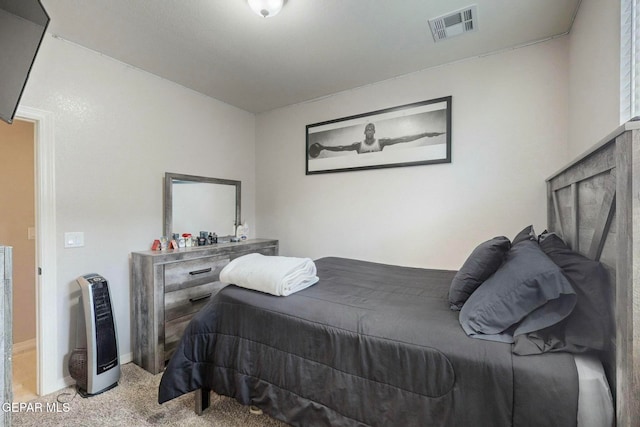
15,106,57,396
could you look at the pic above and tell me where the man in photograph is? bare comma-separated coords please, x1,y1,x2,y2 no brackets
308,123,443,158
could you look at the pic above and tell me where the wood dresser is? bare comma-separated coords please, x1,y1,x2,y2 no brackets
131,238,279,374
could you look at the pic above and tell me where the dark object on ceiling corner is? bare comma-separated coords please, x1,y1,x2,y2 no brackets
0,0,49,124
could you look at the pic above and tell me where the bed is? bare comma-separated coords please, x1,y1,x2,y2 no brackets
158,121,640,427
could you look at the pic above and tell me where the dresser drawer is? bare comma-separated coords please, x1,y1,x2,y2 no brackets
164,281,224,322
164,281,226,361
255,246,278,256
164,315,193,361
230,246,278,259
164,256,228,292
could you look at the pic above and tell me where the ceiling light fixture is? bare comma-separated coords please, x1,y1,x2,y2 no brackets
248,0,283,18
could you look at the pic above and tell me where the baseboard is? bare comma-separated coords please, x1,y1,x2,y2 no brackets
13,338,36,354
120,352,132,365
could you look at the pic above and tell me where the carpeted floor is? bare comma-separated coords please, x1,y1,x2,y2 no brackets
12,363,289,426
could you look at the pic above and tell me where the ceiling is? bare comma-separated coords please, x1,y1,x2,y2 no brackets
40,0,581,114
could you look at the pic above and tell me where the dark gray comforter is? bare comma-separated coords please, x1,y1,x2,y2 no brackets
158,257,578,426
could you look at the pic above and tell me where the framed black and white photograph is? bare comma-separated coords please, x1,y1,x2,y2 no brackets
306,96,452,175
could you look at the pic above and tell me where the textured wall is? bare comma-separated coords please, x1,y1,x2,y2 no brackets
567,0,621,156
19,34,257,393
256,38,570,270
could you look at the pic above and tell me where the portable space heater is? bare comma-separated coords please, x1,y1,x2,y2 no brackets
69,273,121,397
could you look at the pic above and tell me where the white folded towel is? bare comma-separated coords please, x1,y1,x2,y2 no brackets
219,253,319,296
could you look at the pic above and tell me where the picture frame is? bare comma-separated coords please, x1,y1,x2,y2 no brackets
306,96,452,175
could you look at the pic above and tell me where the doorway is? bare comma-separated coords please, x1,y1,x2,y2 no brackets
8,106,57,397
0,119,37,401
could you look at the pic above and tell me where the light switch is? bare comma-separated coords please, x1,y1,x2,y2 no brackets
64,232,85,248
28,227,36,240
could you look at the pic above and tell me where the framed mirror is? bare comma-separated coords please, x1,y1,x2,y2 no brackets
163,173,241,239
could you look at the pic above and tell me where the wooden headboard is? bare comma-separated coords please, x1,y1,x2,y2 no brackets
546,121,640,427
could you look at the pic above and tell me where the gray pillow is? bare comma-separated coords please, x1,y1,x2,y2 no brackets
512,225,537,245
459,240,577,343
448,236,511,310
513,234,613,354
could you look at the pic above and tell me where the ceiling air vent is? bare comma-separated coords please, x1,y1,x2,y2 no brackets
428,5,478,42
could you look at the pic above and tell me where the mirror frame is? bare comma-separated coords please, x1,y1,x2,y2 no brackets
163,172,241,239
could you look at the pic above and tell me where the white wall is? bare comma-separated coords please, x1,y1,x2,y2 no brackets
19,35,256,391
255,38,570,270
568,0,620,155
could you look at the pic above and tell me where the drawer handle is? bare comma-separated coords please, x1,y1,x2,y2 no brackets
189,268,212,276
189,293,212,303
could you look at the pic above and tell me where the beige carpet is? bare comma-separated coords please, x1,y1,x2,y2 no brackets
12,363,289,426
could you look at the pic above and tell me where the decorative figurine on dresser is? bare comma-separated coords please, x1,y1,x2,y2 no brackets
131,172,279,374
